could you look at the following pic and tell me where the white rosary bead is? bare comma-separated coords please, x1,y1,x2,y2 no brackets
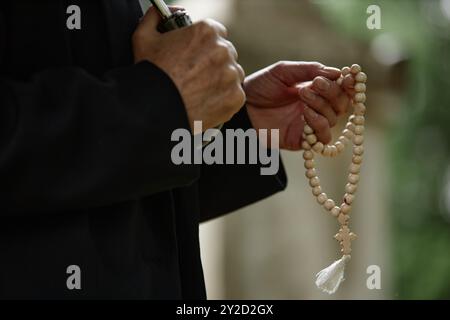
349,163,361,174
355,72,367,83
322,145,332,157
348,174,360,184
342,66,351,76
355,83,366,93
353,116,365,125
331,206,341,217
354,93,366,103
353,135,364,145
351,64,362,74
352,155,363,165
312,142,324,153
344,193,355,205
353,145,364,156
306,134,318,145
338,135,350,145
345,183,358,194
309,176,321,187
354,125,365,135
312,186,322,196
303,150,314,160
317,193,328,205
324,199,335,211
335,141,345,153
354,103,366,116
338,213,350,225
346,122,356,132
304,124,313,135
305,168,317,179
340,203,352,214
343,129,354,140
329,145,338,157
302,140,312,150
304,159,315,169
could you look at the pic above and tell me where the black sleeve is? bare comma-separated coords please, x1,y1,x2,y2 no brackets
198,107,287,222
0,61,200,215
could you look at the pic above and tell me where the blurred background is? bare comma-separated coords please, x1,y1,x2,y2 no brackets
144,0,450,299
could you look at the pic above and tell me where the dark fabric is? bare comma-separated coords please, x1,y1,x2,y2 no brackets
0,0,287,299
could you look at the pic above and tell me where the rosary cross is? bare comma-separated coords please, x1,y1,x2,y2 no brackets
334,225,357,255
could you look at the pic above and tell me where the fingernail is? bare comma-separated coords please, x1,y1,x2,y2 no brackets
315,77,330,91
302,88,316,102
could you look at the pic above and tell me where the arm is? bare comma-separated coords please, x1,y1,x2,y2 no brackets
0,61,199,215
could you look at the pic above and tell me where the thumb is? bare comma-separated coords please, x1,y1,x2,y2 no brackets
273,61,341,86
138,5,187,35
138,6,163,35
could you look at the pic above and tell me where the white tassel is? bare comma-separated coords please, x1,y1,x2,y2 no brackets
315,255,351,294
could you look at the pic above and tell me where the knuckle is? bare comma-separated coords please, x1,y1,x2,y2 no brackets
310,61,324,68
215,44,231,62
224,40,237,58
222,67,237,83
217,23,228,37
195,20,216,37
273,60,289,72
236,63,246,79
208,18,228,36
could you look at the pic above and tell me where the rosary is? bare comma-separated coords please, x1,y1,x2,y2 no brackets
301,64,367,294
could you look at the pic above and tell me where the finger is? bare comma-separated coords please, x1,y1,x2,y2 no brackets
342,74,356,96
138,6,163,34
312,76,351,116
304,107,332,144
203,18,228,38
332,93,351,116
335,75,355,115
273,61,341,86
137,6,187,35
235,63,246,83
299,87,338,127
312,76,342,101
223,39,238,60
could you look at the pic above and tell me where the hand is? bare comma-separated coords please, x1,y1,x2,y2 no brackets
132,7,246,131
244,61,355,150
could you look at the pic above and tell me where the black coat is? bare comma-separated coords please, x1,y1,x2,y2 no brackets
0,0,286,299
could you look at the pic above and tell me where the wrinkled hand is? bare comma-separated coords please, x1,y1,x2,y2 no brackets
133,7,245,132
244,61,355,150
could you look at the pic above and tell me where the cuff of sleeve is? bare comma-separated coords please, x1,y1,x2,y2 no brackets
199,105,288,222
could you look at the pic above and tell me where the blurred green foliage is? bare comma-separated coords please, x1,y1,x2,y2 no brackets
315,0,450,299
